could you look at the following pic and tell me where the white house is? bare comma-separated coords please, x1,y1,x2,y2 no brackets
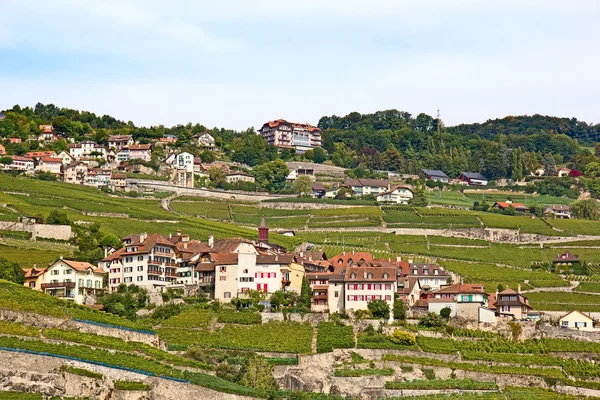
108,135,134,151
64,162,88,185
9,156,34,171
559,310,597,332
173,152,194,172
344,179,390,197
428,283,488,320
225,172,255,184
37,157,63,175
57,151,74,165
344,266,396,314
376,185,413,204
69,141,106,160
192,132,216,151
544,205,571,219
128,144,152,161
41,259,106,305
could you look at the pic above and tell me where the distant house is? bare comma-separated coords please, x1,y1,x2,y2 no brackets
344,178,390,196
8,138,22,144
9,156,34,171
69,141,106,160
0,144,5,156
490,286,532,319
57,151,74,165
312,183,326,198
173,152,194,172
128,144,152,161
533,167,545,176
544,205,571,219
110,173,127,190
557,167,571,177
25,151,57,160
36,157,63,175
376,185,414,204
192,132,216,151
64,163,88,185
225,172,255,184
457,172,488,186
492,201,529,213
287,165,315,182
422,169,449,183
428,283,488,320
108,135,134,150
552,251,581,271
559,310,596,331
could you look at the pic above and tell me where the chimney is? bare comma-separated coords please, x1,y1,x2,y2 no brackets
495,288,499,300
169,233,172,239
352,249,355,255
176,229,181,236
60,255,63,260
140,232,147,242
208,234,214,248
396,256,402,262
517,284,521,294
182,234,189,243
184,242,188,249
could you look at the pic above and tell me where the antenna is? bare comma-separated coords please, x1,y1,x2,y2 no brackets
437,108,442,138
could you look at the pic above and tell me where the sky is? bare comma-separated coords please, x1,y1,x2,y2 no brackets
1,0,599,130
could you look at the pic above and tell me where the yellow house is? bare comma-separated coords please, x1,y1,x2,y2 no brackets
559,310,596,331
23,267,47,290
281,262,305,294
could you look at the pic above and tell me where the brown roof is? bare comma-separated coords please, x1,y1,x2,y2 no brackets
433,283,487,295
553,251,580,263
398,276,420,294
330,252,374,267
101,247,126,262
403,263,449,277
40,157,63,163
546,205,570,212
256,254,293,264
59,259,106,274
111,173,126,179
23,267,46,278
108,135,133,141
345,266,396,282
129,144,152,150
306,272,332,280
123,233,179,255
493,202,529,210
412,299,429,308
494,287,531,308
379,185,413,196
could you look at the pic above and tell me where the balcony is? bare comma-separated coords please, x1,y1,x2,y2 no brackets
165,271,179,278
153,251,174,257
313,294,328,300
147,270,162,276
281,278,291,286
198,277,215,285
41,282,76,290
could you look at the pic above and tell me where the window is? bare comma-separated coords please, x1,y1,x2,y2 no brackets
125,257,133,263
350,273,356,279
220,266,227,272
575,322,588,328
78,279,84,287
219,276,227,281
137,256,143,261
224,292,231,299
124,277,132,283
385,284,392,290
29,282,35,288
501,305,511,312
64,269,72,275
413,269,417,275
385,295,391,301
561,320,569,327
367,272,373,279
367,284,372,290
243,269,248,274
137,276,143,282
383,273,388,279
257,284,262,290
423,270,428,275
334,291,339,298
52,270,59,275
137,266,143,271
124,267,133,273
86,279,92,287
267,272,271,278
434,270,439,275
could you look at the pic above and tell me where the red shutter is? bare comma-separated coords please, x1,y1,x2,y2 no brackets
367,284,372,290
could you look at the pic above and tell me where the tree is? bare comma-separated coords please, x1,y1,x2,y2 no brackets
409,181,428,207
503,205,517,216
393,299,406,321
312,147,327,164
0,156,13,165
252,159,289,193
46,209,69,225
0,258,25,284
543,153,557,176
300,275,312,309
293,175,313,196
440,307,452,319
584,162,600,178
240,355,279,397
367,299,390,319
207,166,226,187
334,187,353,200
269,290,286,310
418,312,446,328
199,150,215,163
100,284,148,320
570,198,600,220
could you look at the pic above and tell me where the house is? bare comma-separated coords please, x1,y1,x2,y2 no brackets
312,183,326,198
344,266,397,314
533,167,545,176
401,263,451,291
490,286,532,320
559,310,596,331
428,283,488,320
128,144,152,161
64,163,88,185
38,125,58,143
258,119,322,153
557,167,571,177
344,178,390,197
108,135,134,150
458,172,488,186
376,185,414,204
398,276,421,307
111,173,127,190
9,156,34,171
422,169,449,183
25,151,57,160
192,132,216,151
116,148,130,162
36,157,63,175
57,151,74,165
172,152,194,172
8,138,22,144
323,186,350,199
307,272,332,312
225,172,255,184
86,168,112,187
33,259,106,305
69,141,106,160
552,251,581,272
0,144,5,156
492,201,529,213
287,166,315,181
544,205,571,219
22,267,47,290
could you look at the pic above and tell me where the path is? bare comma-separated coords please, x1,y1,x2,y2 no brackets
521,281,580,294
311,327,318,354
161,193,179,212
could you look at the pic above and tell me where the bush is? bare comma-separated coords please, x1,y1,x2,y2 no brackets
389,329,416,346
440,307,452,319
60,365,103,379
418,312,446,328
367,299,390,319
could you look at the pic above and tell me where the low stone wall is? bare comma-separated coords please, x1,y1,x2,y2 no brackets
261,202,364,210
81,212,129,218
261,312,329,325
0,309,162,348
132,181,286,201
0,221,71,241
535,325,600,341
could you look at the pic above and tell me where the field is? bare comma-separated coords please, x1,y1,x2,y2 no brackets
525,292,600,312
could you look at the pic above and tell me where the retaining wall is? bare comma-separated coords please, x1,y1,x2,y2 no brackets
0,221,71,240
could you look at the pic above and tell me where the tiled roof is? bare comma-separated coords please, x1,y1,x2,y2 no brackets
494,202,528,210
553,251,580,262
330,252,374,267
422,169,449,178
460,172,487,180
108,135,133,141
23,267,46,278
60,259,106,274
378,185,413,196
545,205,570,212
256,254,293,264
345,266,396,282
433,283,486,295
40,157,62,163
129,144,152,150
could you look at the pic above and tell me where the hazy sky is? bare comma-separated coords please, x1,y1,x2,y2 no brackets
1,0,599,130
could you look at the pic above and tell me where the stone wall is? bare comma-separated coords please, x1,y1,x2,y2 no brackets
0,221,71,241
132,181,286,202
261,312,329,326
0,350,255,400
535,325,600,342
261,202,364,210
0,308,162,348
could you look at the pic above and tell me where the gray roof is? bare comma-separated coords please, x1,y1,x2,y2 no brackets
422,169,449,178
460,172,487,180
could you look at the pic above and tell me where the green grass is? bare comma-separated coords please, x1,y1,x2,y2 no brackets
60,365,103,379
161,307,214,328
478,213,560,236
574,282,600,293
114,380,152,391
0,392,43,400
0,244,66,267
549,219,600,236
334,367,394,377
385,379,497,390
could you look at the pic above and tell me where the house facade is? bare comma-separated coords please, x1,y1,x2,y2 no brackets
258,119,321,153
376,186,413,204
344,179,390,197
37,157,63,175
108,135,134,150
544,205,571,219
559,310,596,331
493,201,529,213
128,144,152,161
422,169,449,183
64,163,88,184
192,132,216,151
428,283,488,319
69,142,106,160
491,287,532,319
225,172,255,184
9,156,34,171
458,172,488,186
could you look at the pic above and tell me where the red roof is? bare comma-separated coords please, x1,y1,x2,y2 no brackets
345,266,396,282
40,157,62,164
494,202,528,210
433,283,487,295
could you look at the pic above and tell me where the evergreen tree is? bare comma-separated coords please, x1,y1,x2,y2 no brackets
300,275,312,309
543,153,557,176
409,181,428,207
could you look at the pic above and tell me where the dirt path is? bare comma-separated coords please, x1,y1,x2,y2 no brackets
311,327,318,354
161,193,179,212
521,281,580,293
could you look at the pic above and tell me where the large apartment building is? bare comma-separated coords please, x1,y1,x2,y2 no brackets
258,119,321,153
